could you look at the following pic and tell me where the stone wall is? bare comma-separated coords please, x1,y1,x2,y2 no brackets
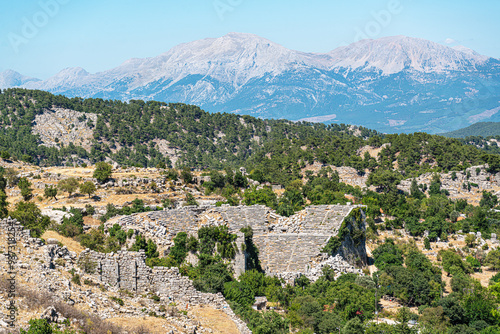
0,217,40,245
0,218,251,333
77,249,251,334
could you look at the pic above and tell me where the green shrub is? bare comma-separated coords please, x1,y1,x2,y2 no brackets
71,274,81,285
110,296,124,306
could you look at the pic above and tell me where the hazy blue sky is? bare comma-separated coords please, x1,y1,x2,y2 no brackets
1,0,499,79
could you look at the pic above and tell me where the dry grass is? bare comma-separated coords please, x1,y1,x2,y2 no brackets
10,283,152,334
41,230,85,255
190,305,240,334
107,317,178,334
83,216,101,226
472,269,499,287
5,162,225,212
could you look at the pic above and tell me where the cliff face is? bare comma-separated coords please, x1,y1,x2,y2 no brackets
320,207,368,267
337,209,368,266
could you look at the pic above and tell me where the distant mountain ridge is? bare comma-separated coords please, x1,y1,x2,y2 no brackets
0,69,40,89
441,122,500,138
3,33,500,133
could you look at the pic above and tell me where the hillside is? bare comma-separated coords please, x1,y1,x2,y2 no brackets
1,89,498,187
0,88,377,169
442,122,500,138
2,152,500,333
2,89,500,333
0,83,500,333
3,34,500,133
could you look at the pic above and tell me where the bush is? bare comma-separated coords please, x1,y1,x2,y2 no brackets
10,201,51,238
78,255,97,274
440,249,472,276
110,296,124,306
192,259,233,294
149,293,161,302
224,280,255,307
169,232,188,265
187,235,199,252
77,229,106,252
424,237,431,250
180,167,193,184
465,234,476,247
93,162,112,183
71,274,81,285
184,192,198,206
58,207,85,237
466,256,482,272
54,258,66,267
85,204,95,215
490,272,500,285
20,319,53,334
372,238,403,270
485,249,500,270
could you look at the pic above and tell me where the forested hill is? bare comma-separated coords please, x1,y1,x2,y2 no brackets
0,88,377,168
442,122,500,138
0,88,498,185
440,122,500,156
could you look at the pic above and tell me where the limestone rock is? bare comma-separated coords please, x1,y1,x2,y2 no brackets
46,238,60,245
42,209,73,225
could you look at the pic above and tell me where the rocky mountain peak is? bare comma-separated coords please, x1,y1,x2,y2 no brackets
328,35,491,74
0,69,40,89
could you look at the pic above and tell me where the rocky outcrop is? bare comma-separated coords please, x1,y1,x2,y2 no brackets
32,108,97,150
398,164,500,202
41,209,73,225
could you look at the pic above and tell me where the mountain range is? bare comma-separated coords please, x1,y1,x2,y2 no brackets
2,33,500,133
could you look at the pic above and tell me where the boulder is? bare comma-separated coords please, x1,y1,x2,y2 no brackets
41,306,66,324
46,238,59,245
41,209,73,225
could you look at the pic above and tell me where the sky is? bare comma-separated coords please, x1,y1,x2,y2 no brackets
1,0,499,79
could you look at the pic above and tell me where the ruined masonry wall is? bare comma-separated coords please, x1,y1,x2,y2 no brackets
0,219,251,333
110,204,365,276
78,249,251,334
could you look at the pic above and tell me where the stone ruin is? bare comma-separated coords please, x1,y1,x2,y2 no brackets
398,164,500,201
0,203,366,333
0,217,251,333
77,249,251,333
105,204,367,280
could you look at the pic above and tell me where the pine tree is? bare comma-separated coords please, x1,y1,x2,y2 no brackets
410,179,425,199
0,190,8,218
